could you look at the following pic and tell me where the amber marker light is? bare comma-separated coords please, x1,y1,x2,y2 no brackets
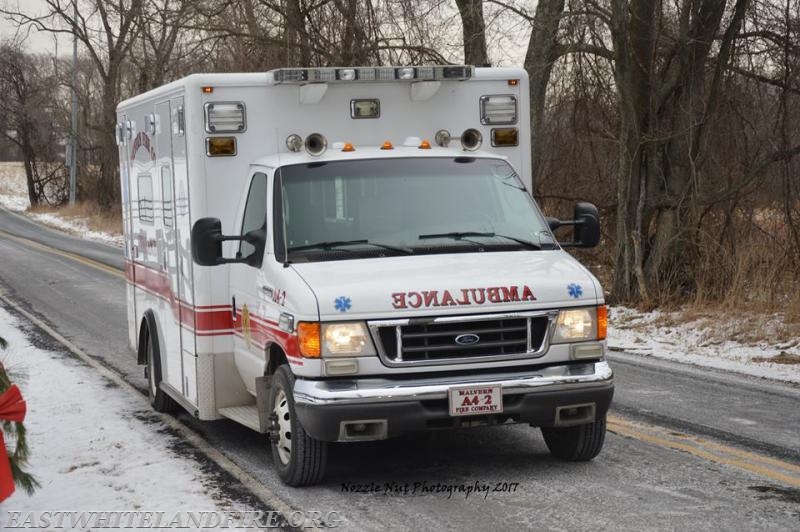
298,322,321,358
418,140,431,149
507,79,519,86
342,142,356,152
380,141,394,150
202,86,214,93
597,305,608,340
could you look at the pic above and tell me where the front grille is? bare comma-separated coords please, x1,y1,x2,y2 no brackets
372,313,551,365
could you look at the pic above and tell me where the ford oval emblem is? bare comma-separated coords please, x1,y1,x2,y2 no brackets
455,333,480,346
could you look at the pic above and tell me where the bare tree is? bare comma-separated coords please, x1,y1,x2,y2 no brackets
0,42,69,206
1,0,144,208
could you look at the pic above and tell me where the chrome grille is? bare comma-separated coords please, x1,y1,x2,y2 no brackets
369,311,556,366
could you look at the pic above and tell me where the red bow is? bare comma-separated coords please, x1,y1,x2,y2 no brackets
0,385,27,501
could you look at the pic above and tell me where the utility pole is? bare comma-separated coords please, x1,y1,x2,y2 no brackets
68,0,78,206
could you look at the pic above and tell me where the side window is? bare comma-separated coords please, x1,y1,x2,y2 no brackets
138,173,154,223
161,165,173,227
239,172,268,261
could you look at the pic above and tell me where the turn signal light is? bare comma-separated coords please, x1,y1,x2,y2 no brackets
381,141,394,150
298,322,321,358
597,305,608,340
342,142,355,152
418,140,431,149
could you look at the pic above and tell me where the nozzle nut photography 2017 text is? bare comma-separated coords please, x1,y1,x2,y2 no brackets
340,480,521,499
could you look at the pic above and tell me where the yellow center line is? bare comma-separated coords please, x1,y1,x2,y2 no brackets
608,415,800,487
2,226,799,489
0,228,124,279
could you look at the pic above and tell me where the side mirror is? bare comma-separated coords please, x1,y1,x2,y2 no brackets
191,218,267,267
551,202,601,248
191,217,224,265
571,202,600,247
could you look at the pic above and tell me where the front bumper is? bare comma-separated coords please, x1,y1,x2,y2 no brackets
293,360,614,442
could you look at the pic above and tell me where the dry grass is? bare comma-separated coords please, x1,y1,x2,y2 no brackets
29,201,123,236
752,352,800,365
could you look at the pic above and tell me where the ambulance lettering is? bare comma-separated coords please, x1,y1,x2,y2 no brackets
391,285,536,309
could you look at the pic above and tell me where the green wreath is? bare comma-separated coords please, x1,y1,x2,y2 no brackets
0,336,38,494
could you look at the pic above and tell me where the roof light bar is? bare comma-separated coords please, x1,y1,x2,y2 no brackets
269,66,473,85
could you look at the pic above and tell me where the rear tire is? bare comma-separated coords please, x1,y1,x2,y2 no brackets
145,322,178,413
541,417,606,461
269,366,327,486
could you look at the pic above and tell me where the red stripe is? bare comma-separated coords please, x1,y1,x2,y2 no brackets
127,260,300,356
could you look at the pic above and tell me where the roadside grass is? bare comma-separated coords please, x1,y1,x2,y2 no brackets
27,201,122,237
752,352,800,365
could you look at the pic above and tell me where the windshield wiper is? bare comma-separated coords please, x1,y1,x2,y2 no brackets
288,240,414,254
417,231,541,250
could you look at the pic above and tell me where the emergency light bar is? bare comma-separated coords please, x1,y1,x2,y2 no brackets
270,66,473,84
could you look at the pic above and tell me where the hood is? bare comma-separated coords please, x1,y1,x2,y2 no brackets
290,250,601,320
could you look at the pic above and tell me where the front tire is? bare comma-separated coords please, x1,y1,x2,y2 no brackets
541,417,606,461
144,322,178,413
269,366,327,486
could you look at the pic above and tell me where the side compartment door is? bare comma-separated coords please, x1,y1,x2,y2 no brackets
230,172,269,395
119,114,137,351
155,101,183,394
171,96,198,406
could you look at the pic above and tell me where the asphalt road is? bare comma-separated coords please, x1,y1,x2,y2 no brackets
1,206,798,530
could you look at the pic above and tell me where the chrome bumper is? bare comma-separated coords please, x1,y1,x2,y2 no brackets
293,360,613,406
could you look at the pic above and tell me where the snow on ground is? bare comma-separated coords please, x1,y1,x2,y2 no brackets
608,306,800,384
0,162,123,247
25,211,124,248
0,305,226,510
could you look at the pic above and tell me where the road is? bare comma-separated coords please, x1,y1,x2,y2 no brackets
1,206,798,530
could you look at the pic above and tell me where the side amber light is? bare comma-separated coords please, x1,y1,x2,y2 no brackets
597,306,608,340
206,137,236,156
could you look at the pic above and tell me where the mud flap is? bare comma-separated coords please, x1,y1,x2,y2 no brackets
255,375,272,433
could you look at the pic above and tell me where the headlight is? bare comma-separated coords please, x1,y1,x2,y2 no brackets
322,322,376,357
552,308,597,343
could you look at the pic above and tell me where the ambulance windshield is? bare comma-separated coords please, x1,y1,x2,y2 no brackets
276,157,554,262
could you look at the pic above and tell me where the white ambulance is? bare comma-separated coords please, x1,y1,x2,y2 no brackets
116,66,613,486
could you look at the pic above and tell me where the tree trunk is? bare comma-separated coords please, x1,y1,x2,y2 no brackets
97,76,120,208
609,0,656,303
21,135,38,207
455,0,489,66
524,0,565,192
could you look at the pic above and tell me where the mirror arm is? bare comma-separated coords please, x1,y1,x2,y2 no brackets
555,218,584,227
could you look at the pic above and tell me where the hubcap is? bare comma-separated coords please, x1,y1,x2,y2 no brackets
273,389,292,465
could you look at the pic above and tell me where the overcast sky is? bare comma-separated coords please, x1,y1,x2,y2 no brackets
0,0,70,54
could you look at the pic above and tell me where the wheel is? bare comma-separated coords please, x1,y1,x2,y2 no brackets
269,365,327,486
541,417,606,461
144,322,178,413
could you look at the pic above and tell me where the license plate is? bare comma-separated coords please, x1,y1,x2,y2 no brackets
448,385,503,417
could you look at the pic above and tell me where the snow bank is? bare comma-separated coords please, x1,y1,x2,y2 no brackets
0,306,224,510
608,306,800,384
27,212,124,248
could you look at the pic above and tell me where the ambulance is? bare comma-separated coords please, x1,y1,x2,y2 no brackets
116,66,614,486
